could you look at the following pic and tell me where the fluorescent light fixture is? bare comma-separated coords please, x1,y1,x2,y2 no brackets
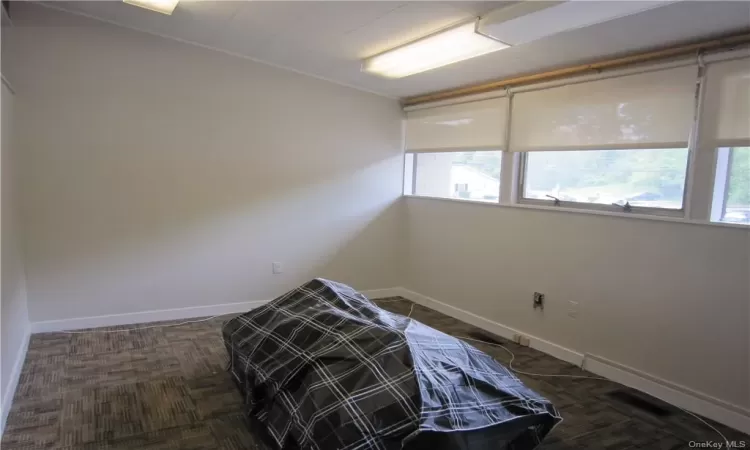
123,0,179,15
477,1,675,46
362,21,509,79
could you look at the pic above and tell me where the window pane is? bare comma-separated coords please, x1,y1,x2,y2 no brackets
414,151,501,203
523,148,689,209
403,153,414,195
719,147,750,225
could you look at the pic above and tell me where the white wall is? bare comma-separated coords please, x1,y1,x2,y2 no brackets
1,15,30,428
11,4,405,322
404,197,750,410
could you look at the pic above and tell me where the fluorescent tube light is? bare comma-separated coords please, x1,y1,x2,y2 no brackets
123,0,179,15
362,21,509,79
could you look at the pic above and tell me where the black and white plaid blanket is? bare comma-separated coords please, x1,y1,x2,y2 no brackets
222,279,561,450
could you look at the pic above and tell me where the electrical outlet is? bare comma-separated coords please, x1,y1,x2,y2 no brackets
533,292,544,309
272,262,283,274
518,336,530,347
568,301,579,319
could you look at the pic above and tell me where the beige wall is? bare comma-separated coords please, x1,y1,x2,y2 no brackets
11,4,405,322
1,25,30,421
404,197,750,409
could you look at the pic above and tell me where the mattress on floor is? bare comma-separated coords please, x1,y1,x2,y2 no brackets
222,278,561,450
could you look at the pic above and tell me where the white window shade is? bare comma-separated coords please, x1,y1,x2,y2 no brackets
509,66,698,152
405,97,508,152
701,57,750,147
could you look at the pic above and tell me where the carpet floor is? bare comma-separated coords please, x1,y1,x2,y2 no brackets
3,297,746,449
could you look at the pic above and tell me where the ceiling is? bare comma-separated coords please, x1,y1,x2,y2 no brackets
35,1,750,98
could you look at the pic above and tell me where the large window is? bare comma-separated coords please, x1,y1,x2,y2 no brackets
521,148,689,212
401,53,750,227
413,151,501,202
712,147,750,224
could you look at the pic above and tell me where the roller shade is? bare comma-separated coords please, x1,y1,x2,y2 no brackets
701,57,750,147
405,97,508,152
509,66,698,152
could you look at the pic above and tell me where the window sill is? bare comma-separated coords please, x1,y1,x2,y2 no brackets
404,195,750,231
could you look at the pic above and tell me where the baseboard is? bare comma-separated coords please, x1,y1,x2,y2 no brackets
395,287,750,435
396,287,584,366
1,327,30,436
29,287,404,334
585,354,750,435
30,300,271,333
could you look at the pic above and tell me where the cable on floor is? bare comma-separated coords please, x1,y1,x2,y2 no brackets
407,302,730,446
676,406,729,447
455,335,609,381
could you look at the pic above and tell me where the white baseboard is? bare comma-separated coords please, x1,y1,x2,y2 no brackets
397,287,584,366
1,327,30,436
394,286,750,435
585,354,750,435
29,287,405,334
30,300,270,333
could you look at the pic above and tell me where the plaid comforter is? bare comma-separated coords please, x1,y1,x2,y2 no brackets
222,279,561,450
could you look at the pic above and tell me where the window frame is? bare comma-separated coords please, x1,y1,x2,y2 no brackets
515,150,690,218
710,146,750,225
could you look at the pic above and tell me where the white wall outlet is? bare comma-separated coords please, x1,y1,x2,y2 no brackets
272,262,283,274
568,301,579,319
519,336,531,347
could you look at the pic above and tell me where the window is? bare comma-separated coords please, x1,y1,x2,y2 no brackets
712,147,750,225
403,153,414,195
702,58,749,226
510,66,697,216
404,97,507,203
400,54,749,227
412,151,501,202
521,148,689,213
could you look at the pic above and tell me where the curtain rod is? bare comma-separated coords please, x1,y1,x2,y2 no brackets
402,30,750,107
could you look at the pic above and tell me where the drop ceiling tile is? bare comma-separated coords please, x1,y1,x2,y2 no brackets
507,0,750,70
110,0,175,34
157,1,244,46
285,1,407,38
213,2,300,56
340,1,476,59
444,1,511,17
48,0,122,22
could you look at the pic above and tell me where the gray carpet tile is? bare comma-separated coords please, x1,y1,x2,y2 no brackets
2,297,746,449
